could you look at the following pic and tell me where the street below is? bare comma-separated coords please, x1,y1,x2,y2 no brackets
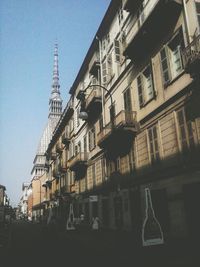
0,220,199,267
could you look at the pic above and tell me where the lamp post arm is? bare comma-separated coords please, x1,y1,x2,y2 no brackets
84,84,113,106
84,84,115,128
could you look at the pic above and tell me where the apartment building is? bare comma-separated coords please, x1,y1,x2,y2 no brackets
45,0,200,245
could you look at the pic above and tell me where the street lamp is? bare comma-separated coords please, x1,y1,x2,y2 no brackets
77,84,115,129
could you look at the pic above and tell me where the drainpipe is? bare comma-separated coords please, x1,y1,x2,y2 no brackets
96,35,106,128
183,0,192,43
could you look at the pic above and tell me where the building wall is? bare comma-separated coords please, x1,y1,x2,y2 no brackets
45,0,200,242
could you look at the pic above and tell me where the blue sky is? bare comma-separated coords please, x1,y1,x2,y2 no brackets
0,0,111,207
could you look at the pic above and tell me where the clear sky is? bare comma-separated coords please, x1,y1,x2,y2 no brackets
0,0,111,207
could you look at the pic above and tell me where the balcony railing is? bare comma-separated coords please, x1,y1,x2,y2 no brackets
62,132,70,146
182,35,200,76
97,111,138,158
68,152,88,171
97,110,137,145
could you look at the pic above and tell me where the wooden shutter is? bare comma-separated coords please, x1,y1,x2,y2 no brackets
160,47,171,87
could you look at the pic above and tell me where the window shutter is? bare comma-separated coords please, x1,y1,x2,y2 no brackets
160,47,171,87
114,39,121,63
102,61,107,84
137,75,144,107
172,45,183,75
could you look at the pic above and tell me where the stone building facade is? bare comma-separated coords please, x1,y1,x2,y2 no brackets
44,0,200,245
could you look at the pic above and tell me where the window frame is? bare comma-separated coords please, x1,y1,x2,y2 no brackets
137,64,155,108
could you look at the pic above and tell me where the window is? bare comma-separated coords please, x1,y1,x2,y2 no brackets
88,127,96,151
83,135,87,153
196,1,200,27
124,88,132,112
110,103,116,123
148,125,160,163
137,0,148,26
137,65,155,108
160,31,183,87
176,108,195,150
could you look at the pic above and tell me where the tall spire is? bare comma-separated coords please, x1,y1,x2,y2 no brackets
49,43,62,118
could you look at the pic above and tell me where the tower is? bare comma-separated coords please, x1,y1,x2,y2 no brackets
49,43,62,118
31,44,63,179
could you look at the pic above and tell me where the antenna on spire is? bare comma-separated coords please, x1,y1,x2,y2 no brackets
49,42,62,118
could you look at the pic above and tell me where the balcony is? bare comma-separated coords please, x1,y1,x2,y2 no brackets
56,143,63,154
182,35,200,77
58,161,67,173
85,88,102,118
52,169,60,179
68,152,88,171
50,152,57,161
123,0,182,61
123,0,141,12
62,132,70,147
45,180,52,188
97,111,138,159
89,52,100,77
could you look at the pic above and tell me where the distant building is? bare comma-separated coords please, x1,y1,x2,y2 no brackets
0,185,6,206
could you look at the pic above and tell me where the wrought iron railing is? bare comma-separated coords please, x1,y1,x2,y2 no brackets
182,35,200,70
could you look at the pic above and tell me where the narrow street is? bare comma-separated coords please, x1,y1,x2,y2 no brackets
0,220,200,267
